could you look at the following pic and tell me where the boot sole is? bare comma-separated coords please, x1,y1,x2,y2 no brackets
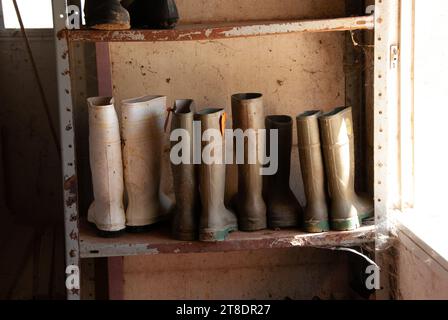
331,217,360,231
126,225,153,234
89,23,131,30
88,222,126,238
238,221,267,232
303,220,330,233
268,218,300,229
199,225,238,242
358,210,374,222
172,230,197,241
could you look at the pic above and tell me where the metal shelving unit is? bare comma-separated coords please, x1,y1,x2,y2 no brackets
52,0,399,300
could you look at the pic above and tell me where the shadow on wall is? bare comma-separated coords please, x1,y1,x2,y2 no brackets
0,29,65,299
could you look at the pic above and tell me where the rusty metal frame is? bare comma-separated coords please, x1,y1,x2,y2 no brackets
63,15,374,42
52,0,80,300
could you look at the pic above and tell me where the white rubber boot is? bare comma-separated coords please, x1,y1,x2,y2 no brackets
121,95,174,232
87,97,126,235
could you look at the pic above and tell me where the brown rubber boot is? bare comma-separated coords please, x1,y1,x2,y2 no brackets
231,93,267,231
265,116,303,229
84,0,131,30
297,111,330,233
196,108,238,242
319,106,374,231
170,100,200,241
124,0,179,29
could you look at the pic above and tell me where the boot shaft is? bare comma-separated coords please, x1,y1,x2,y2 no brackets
265,115,293,188
231,93,265,193
170,100,199,240
297,110,329,232
195,108,226,215
319,106,355,199
231,93,267,231
122,95,166,141
296,110,327,203
121,95,167,227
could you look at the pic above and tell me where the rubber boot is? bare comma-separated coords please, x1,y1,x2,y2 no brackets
124,0,179,29
170,99,200,241
87,97,126,237
84,0,131,30
121,95,174,233
297,111,330,233
265,116,303,229
231,93,267,231
196,108,238,242
319,106,374,231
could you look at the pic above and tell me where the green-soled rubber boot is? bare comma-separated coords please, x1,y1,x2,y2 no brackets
319,107,373,231
170,99,200,241
196,108,238,242
297,110,330,233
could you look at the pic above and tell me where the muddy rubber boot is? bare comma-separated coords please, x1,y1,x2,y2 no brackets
265,116,303,229
231,93,267,231
319,106,374,231
170,99,200,241
84,0,131,30
124,0,179,29
196,108,238,242
121,95,174,233
87,97,126,237
297,111,330,233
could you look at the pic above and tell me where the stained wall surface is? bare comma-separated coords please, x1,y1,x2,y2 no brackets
107,0,352,300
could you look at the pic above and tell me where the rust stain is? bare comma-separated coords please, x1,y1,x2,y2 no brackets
69,249,77,258
66,196,77,207
70,229,78,241
64,175,78,207
61,69,70,76
64,175,77,192
70,213,78,222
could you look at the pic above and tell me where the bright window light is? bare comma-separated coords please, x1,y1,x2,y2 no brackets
2,0,53,29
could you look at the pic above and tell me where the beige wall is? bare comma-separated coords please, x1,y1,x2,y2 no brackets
0,30,65,299
103,0,353,300
392,231,448,300
123,248,355,300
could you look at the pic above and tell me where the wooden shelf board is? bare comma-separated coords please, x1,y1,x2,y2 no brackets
63,15,374,43
79,219,376,258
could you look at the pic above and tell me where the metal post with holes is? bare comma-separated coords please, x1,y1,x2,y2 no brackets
373,0,400,299
52,0,81,300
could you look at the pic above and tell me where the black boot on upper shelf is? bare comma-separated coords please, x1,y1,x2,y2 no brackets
84,0,131,30
123,0,179,29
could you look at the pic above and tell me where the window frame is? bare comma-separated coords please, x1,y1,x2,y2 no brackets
392,0,448,267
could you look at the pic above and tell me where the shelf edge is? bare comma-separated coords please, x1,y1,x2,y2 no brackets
64,15,375,43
